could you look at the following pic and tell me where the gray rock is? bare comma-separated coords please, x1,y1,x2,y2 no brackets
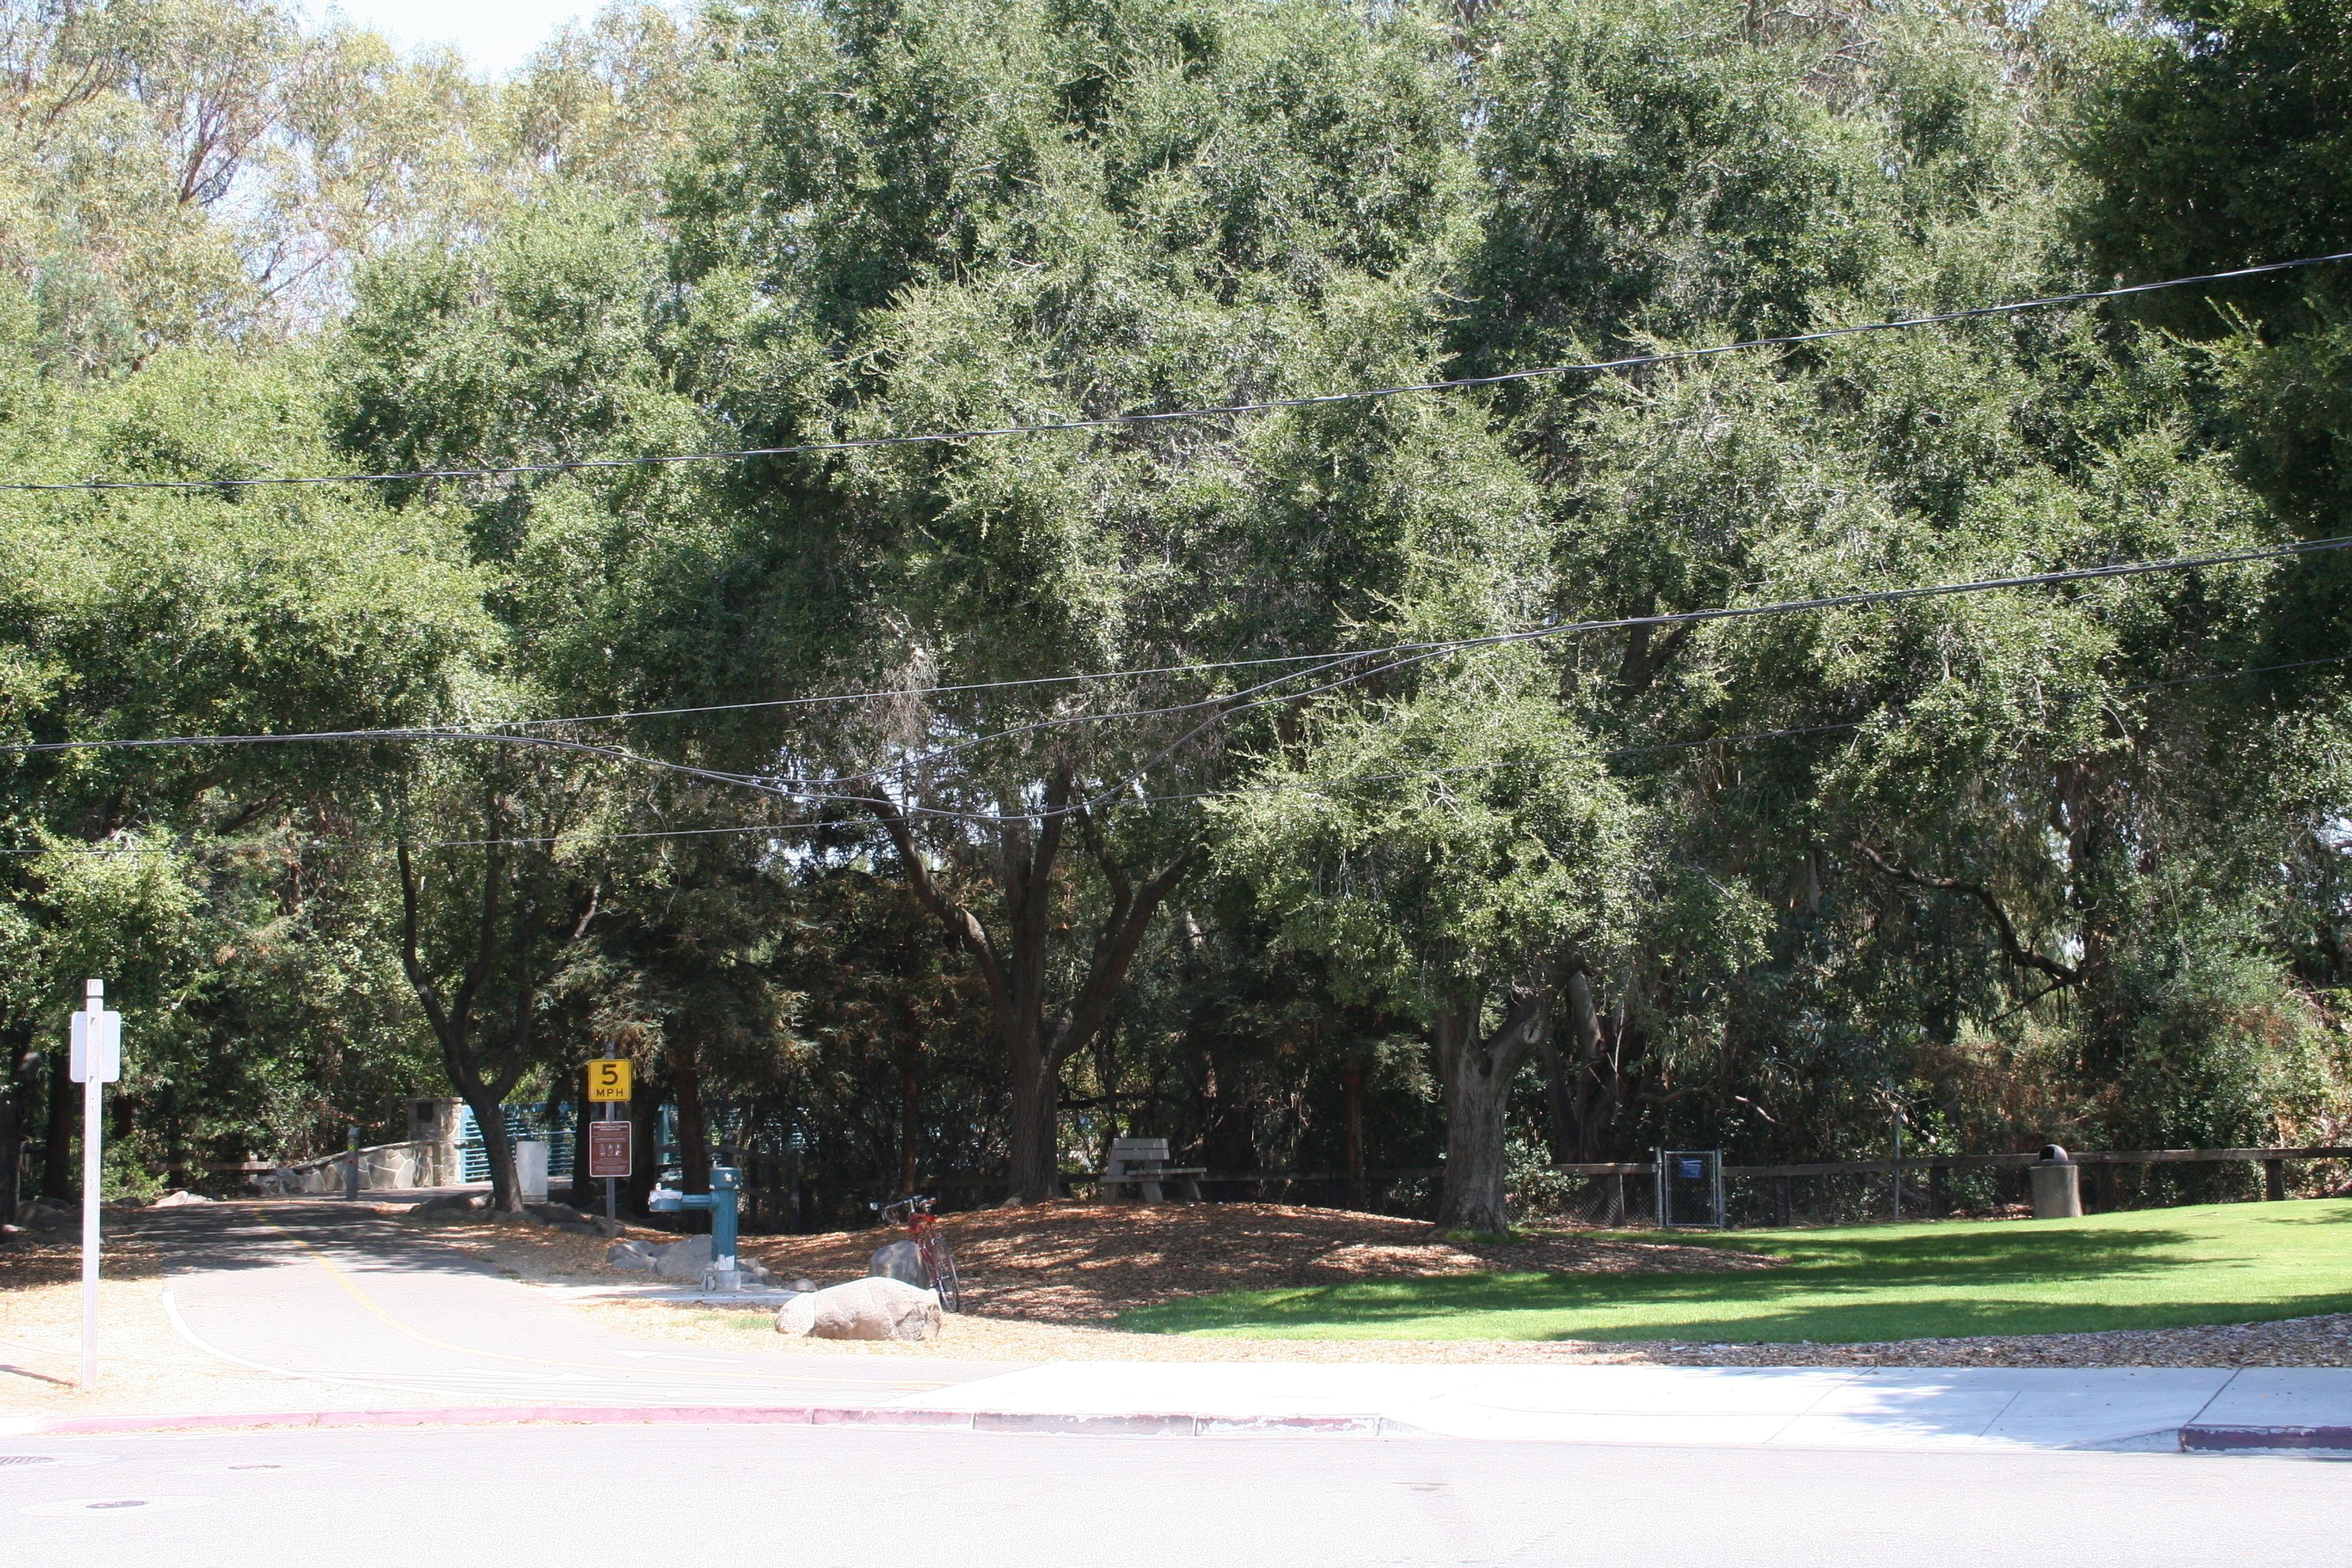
790,1276,818,1294
606,1240,657,1272
868,1238,929,1287
727,1256,778,1287
776,1276,941,1341
152,1189,214,1207
20,1199,74,1230
525,1201,589,1226
653,1233,714,1281
405,1194,485,1223
590,1216,624,1238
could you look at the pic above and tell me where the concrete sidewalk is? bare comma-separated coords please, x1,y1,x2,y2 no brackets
15,1359,2351,1453
891,1360,2352,1452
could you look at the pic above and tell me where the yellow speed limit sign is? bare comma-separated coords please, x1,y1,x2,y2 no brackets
586,1058,631,1103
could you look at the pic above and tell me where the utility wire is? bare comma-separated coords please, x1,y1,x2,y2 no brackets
13,655,2340,859
5,251,2348,496
5,534,2345,828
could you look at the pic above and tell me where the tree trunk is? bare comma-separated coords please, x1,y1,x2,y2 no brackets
1434,990,1552,1232
43,1049,72,1199
899,1035,921,1197
394,834,549,1215
1005,1047,1058,1203
1535,1037,1578,1163
0,1028,28,1223
671,1030,709,1199
1343,1056,1365,1211
569,1066,594,1208
625,1069,662,1216
1202,1039,1255,1176
0,1030,36,1222
458,1086,518,1210
867,776,1194,1207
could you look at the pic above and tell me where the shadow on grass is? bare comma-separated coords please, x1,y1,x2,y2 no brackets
1121,1200,2352,1344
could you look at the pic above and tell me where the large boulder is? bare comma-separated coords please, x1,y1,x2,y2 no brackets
868,1238,928,1287
606,1240,657,1272
404,1194,485,1224
18,1198,73,1231
152,1189,214,1207
776,1277,941,1341
652,1234,713,1282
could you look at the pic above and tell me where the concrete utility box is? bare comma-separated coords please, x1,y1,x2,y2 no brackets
2031,1144,2082,1219
514,1139,550,1203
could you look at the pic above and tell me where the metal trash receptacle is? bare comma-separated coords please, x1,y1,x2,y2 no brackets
2030,1144,2082,1219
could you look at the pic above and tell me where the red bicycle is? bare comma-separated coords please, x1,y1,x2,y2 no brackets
876,1194,962,1312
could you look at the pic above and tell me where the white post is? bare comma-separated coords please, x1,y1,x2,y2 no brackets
78,978,102,1393
69,977,119,1393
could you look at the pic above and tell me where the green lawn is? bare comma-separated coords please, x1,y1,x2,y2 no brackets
1118,1199,2352,1344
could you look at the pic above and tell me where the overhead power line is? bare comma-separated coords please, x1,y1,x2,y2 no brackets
14,654,2338,859
4,251,2348,496
6,534,2345,826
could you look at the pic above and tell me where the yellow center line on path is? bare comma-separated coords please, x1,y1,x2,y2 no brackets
261,1224,952,1393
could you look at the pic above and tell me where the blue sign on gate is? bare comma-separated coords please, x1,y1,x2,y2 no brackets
1678,1157,1705,1180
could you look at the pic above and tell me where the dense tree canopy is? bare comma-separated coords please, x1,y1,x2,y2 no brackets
2,0,2348,1226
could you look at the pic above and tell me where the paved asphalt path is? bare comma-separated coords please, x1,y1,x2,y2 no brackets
7,1422,2348,1567
148,1199,1012,1409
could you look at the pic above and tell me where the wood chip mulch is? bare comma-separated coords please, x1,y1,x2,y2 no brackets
737,1200,1777,1325
1624,1313,2352,1370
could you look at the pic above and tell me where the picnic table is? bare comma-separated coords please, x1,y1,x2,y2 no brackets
1097,1136,1204,1203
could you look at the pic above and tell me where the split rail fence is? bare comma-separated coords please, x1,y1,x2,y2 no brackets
1050,1144,2352,1230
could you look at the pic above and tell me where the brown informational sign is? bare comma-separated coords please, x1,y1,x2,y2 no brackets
587,1119,633,1179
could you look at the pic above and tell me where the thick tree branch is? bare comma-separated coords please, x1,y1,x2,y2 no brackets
1854,842,2082,987
864,788,1015,1038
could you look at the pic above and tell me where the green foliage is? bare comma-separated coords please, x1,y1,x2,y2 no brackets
6,0,2352,1219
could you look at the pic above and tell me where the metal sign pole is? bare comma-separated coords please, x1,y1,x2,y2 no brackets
70,978,120,1393
605,1099,618,1226
80,1041,100,1390
586,1054,631,1226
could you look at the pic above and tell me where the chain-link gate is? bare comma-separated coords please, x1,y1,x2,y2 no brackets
1656,1148,1724,1228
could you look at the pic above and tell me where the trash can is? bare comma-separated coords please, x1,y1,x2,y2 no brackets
514,1139,550,1204
2030,1144,2081,1219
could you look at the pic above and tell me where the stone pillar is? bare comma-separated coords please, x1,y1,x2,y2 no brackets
407,1099,464,1188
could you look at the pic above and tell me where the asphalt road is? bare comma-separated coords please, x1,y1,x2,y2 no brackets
6,1423,2346,1567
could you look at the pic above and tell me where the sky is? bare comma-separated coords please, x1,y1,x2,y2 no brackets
314,1,614,75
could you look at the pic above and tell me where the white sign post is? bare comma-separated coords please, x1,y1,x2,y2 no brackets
69,978,121,1392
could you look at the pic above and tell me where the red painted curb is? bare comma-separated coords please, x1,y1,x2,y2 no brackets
972,1411,1197,1436
2180,1424,2352,1453
30,1404,834,1436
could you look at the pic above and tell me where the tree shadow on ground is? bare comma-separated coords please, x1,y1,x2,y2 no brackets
1122,1200,2352,1343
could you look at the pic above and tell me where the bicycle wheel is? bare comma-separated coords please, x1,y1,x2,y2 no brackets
921,1235,962,1313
